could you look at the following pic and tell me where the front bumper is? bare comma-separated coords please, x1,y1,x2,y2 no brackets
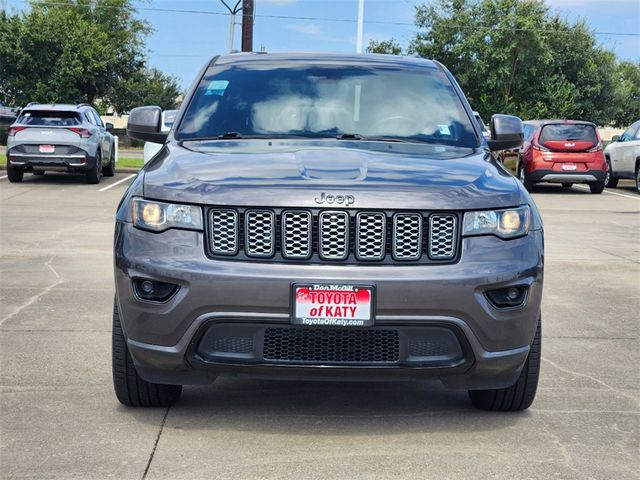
114,222,544,390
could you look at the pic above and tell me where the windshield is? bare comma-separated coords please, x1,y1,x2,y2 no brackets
539,124,597,143
17,110,81,126
177,63,478,147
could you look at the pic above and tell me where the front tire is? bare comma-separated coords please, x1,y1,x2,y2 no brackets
112,299,182,407
589,180,605,194
7,167,24,183
635,163,640,193
517,161,535,192
102,148,115,177
604,159,618,188
469,319,541,411
86,151,102,184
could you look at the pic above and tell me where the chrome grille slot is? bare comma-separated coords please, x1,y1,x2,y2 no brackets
282,210,312,259
319,211,349,260
245,210,275,258
429,214,457,260
392,213,423,260
209,209,238,255
356,212,386,260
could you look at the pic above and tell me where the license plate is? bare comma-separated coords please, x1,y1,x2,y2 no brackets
293,284,374,327
562,163,577,171
39,145,55,153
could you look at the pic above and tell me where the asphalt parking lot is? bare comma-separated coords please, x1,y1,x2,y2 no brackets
0,172,638,480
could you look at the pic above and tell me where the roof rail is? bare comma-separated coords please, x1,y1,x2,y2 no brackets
25,102,39,107
76,103,91,108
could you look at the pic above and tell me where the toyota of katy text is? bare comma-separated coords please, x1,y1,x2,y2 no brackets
113,53,544,412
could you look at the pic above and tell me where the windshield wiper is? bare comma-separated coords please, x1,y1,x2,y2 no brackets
336,133,416,143
217,131,243,139
337,133,365,140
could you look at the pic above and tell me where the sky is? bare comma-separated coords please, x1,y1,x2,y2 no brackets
6,0,640,88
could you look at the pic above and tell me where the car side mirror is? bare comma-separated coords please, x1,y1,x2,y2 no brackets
127,106,168,143
487,114,524,152
611,135,620,142
105,122,114,131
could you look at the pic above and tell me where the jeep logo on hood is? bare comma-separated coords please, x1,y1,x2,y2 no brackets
315,192,355,206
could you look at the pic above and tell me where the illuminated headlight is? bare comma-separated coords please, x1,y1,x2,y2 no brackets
132,198,203,232
462,206,530,239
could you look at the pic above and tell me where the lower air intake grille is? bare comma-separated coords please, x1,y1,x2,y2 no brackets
263,328,400,364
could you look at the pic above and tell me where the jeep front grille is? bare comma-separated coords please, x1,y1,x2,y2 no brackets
207,208,459,264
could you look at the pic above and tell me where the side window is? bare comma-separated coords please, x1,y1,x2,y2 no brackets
91,110,104,127
84,111,96,125
523,125,535,141
633,123,640,140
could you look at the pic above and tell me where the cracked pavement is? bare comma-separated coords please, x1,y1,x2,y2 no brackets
1,173,638,479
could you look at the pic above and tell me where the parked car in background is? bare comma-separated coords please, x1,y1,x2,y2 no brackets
0,103,20,127
143,109,178,164
516,120,606,193
604,119,640,192
114,52,543,412
6,103,115,184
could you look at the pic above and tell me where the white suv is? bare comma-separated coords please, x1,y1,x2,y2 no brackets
604,120,640,192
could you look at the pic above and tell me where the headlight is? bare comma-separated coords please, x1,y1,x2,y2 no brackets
132,198,203,232
462,205,530,239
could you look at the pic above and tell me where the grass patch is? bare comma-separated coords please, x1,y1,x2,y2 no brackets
117,157,144,169
0,153,143,169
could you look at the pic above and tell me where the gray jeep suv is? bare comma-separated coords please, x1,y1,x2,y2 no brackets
114,53,544,411
6,103,115,183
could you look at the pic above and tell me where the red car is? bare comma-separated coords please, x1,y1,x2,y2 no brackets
517,120,606,193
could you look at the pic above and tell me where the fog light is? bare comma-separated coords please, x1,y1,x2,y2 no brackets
485,286,528,309
133,278,179,302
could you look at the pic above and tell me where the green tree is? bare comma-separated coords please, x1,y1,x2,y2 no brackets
109,67,181,113
0,0,180,111
611,61,640,126
368,0,630,126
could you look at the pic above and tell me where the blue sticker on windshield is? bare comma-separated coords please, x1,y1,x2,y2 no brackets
205,80,229,96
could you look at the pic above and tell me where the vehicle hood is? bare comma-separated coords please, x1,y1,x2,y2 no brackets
143,143,522,210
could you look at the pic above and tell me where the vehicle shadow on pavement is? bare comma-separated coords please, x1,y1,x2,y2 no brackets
125,377,528,435
528,184,591,195
11,172,93,185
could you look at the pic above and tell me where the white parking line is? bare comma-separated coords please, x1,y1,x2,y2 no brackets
99,174,135,192
0,175,7,180
574,184,639,200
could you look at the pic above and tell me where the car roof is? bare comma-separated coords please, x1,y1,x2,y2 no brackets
210,52,440,70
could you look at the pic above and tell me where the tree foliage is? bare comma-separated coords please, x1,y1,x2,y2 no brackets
0,0,181,112
367,0,639,126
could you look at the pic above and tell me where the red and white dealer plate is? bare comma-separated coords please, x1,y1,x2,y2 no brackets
293,284,374,327
39,145,55,153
